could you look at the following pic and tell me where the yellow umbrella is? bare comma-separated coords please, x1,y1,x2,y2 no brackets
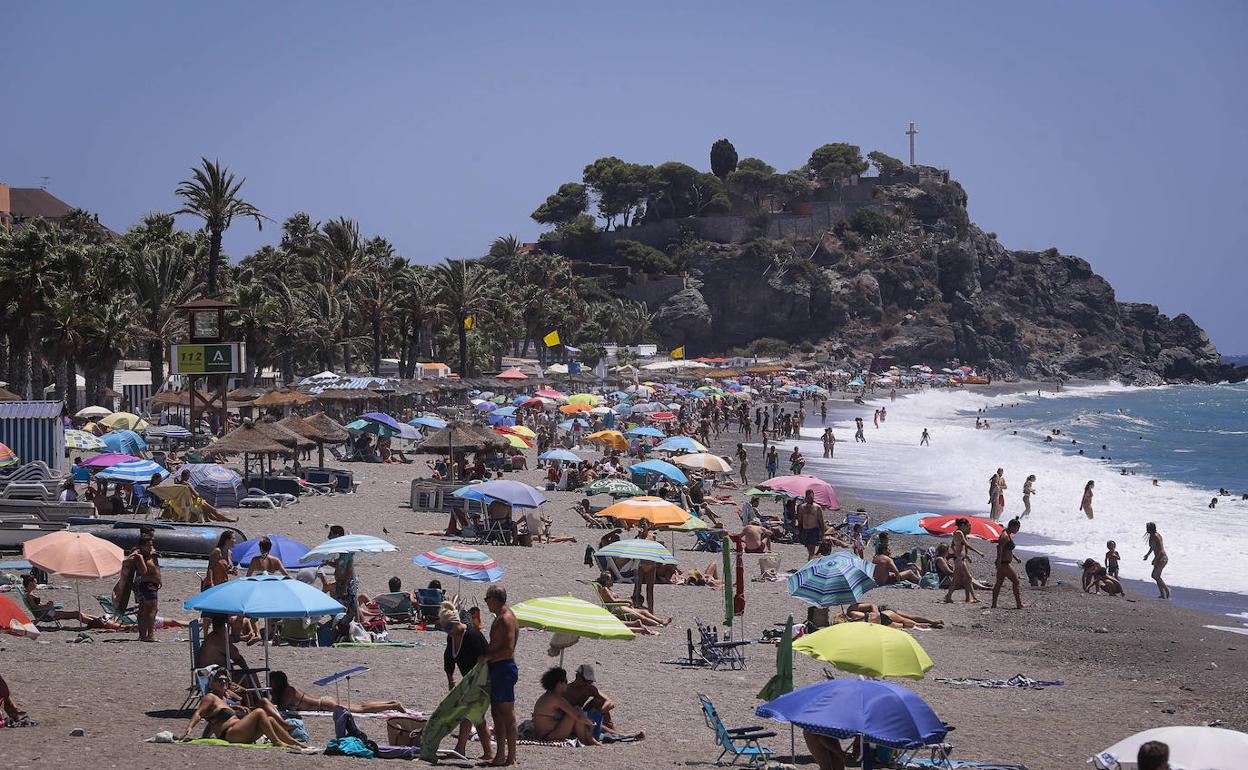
793,622,934,679
497,433,532,449
595,496,690,526
567,393,600,406
673,452,733,473
585,430,628,451
501,425,537,439
99,412,150,431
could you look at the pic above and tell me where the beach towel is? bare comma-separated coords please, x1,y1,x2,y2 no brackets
294,709,427,721
419,662,490,761
332,640,442,648
935,674,1063,690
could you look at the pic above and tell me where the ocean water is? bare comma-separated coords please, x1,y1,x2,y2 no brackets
790,383,1248,606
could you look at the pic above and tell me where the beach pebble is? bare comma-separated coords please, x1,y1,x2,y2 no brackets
70,727,85,737
1094,627,1109,634
1207,662,1218,669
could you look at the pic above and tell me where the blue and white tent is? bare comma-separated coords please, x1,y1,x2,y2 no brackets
0,401,65,471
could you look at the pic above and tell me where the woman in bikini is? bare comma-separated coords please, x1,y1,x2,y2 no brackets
269,671,404,715
1080,480,1095,519
245,536,291,576
531,667,599,745
990,518,1025,609
596,572,667,633
181,672,304,747
840,602,944,629
942,519,984,604
1144,522,1171,598
206,531,236,588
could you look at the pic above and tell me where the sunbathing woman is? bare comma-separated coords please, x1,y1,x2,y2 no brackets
269,671,405,714
531,668,600,746
596,572,669,632
181,672,304,747
840,602,945,629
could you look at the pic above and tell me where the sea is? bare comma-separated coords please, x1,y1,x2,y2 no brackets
792,382,1248,627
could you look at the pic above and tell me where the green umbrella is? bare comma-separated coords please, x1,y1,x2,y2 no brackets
582,478,645,498
722,533,733,627
757,616,794,701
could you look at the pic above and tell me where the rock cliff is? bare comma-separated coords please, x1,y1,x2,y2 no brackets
636,176,1238,383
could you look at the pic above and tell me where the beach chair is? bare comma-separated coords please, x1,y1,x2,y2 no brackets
14,591,62,630
375,592,416,625
416,588,444,623
697,694,775,767
96,594,139,625
573,503,611,528
694,618,748,671
593,553,636,584
181,619,271,711
277,618,321,647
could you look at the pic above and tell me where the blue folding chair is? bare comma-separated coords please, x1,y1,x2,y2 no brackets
698,694,775,766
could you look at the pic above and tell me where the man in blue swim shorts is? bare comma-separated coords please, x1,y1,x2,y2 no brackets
481,585,518,766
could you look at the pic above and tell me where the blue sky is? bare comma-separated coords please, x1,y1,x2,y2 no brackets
4,1,1246,351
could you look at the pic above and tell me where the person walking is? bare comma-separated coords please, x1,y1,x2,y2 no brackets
919,428,930,446
1021,475,1036,516
1144,522,1170,599
442,607,493,762
991,518,1025,609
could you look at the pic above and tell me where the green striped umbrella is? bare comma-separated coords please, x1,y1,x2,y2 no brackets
513,596,635,662
596,538,677,565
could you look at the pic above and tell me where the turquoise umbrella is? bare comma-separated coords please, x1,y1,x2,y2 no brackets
788,552,877,607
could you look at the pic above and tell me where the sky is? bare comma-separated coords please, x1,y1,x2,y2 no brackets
4,1,1246,352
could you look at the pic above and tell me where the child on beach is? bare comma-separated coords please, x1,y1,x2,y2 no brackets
1105,541,1120,578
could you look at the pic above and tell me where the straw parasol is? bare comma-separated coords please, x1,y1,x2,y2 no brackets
251,388,317,409
254,416,315,449
417,421,509,481
201,421,293,460
280,412,348,468
0,387,22,401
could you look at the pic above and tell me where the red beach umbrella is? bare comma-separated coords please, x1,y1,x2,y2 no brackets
919,515,1004,542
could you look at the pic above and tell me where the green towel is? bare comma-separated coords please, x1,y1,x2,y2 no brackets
419,663,490,762
757,616,794,701
186,738,275,749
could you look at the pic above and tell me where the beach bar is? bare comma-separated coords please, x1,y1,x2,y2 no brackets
0,400,66,470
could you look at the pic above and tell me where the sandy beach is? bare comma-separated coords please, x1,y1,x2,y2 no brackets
3,410,1246,770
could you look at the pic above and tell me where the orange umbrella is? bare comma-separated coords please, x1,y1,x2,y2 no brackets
595,496,691,526
0,594,39,640
585,430,628,451
559,403,593,415
23,531,124,579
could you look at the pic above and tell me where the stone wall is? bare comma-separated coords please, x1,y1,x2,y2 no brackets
619,274,687,309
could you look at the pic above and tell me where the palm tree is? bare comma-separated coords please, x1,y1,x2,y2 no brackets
395,264,441,376
175,158,265,297
0,221,64,398
129,239,203,391
313,218,368,372
357,249,405,376
79,294,144,406
432,259,493,377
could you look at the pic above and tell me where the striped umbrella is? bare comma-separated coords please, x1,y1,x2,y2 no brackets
595,497,690,527
65,429,107,451
0,442,18,468
184,463,246,508
302,534,397,561
414,546,503,592
596,538,677,565
788,552,878,607
94,458,169,484
143,425,193,440
513,595,635,641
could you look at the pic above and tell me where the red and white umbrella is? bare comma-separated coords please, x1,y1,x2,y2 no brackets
918,515,1004,542
0,594,39,640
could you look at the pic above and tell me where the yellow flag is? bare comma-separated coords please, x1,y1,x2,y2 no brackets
463,316,474,330
672,346,685,359
543,330,561,347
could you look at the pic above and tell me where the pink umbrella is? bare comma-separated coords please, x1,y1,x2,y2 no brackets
23,531,124,579
535,388,565,399
497,367,527,381
758,475,841,510
81,452,141,468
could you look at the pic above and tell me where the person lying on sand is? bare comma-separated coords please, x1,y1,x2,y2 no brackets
269,670,405,714
531,667,600,746
181,672,304,747
839,602,944,629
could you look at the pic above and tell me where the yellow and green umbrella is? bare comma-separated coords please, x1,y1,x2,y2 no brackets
98,412,149,431
567,393,600,406
793,622,933,679
512,595,635,640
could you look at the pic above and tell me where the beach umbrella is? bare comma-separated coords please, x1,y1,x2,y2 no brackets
535,388,565,399
757,679,946,750
472,400,497,412
538,449,581,463
414,545,503,592
629,459,688,485
231,535,311,568
75,405,112,418
1092,726,1248,770
518,398,547,409
184,573,346,681
581,478,645,498
722,533,734,626
487,413,517,428
655,435,708,453
624,426,664,438
95,458,168,484
100,429,147,455
359,412,405,432
674,453,732,473
0,442,18,468
630,401,661,413
183,463,246,508
496,367,527,381
794,623,934,679
758,475,840,510
595,496,690,526
919,515,1003,542
557,418,592,431
492,406,518,417
494,431,531,448
558,403,593,415
584,429,627,451
81,452,140,468
625,385,653,397
734,535,745,617
648,411,676,422
302,534,397,562
868,513,933,536
596,539,677,565
788,552,878,607
567,393,599,406
452,479,547,509
500,424,536,440
513,595,635,664
345,418,398,437
0,594,39,640
98,412,149,431
409,415,448,430
65,429,107,451
589,406,613,415
23,531,123,579
757,617,795,701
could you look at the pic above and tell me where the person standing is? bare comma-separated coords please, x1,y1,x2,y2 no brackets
736,443,748,485
1080,481,1095,519
872,409,879,429
130,532,161,642
765,446,778,479
442,607,493,762
481,585,519,767
854,417,866,443
919,428,930,446
821,428,834,458
1021,475,1036,517
325,524,359,634
943,519,984,604
988,469,1006,522
796,490,825,560
1144,522,1170,599
990,518,1025,609
820,401,827,424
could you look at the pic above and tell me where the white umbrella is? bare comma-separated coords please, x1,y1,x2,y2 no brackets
75,405,113,418
1092,726,1248,769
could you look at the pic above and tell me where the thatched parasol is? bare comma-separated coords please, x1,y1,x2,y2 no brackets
254,417,316,449
417,421,509,482
314,389,373,403
0,387,21,401
302,412,350,442
251,388,317,408
280,412,348,468
201,421,293,459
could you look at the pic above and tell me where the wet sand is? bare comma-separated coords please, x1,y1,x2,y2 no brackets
3,414,1246,769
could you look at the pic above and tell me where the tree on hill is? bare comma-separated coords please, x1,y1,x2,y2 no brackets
583,157,652,229
806,143,868,183
613,239,675,274
692,173,731,215
868,150,904,176
647,161,701,220
531,182,589,225
727,158,776,210
710,138,738,179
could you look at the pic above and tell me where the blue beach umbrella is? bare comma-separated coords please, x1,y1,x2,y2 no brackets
756,679,946,750
183,463,245,507
629,459,688,484
95,459,168,484
101,429,146,455
538,449,582,463
452,479,547,509
655,435,707,453
359,412,403,432
624,426,665,438
788,552,877,607
409,416,448,430
487,413,517,427
492,406,518,417
473,401,497,412
868,513,934,537
231,534,311,567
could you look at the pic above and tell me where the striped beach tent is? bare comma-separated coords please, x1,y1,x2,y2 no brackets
95,459,169,484
0,401,65,471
